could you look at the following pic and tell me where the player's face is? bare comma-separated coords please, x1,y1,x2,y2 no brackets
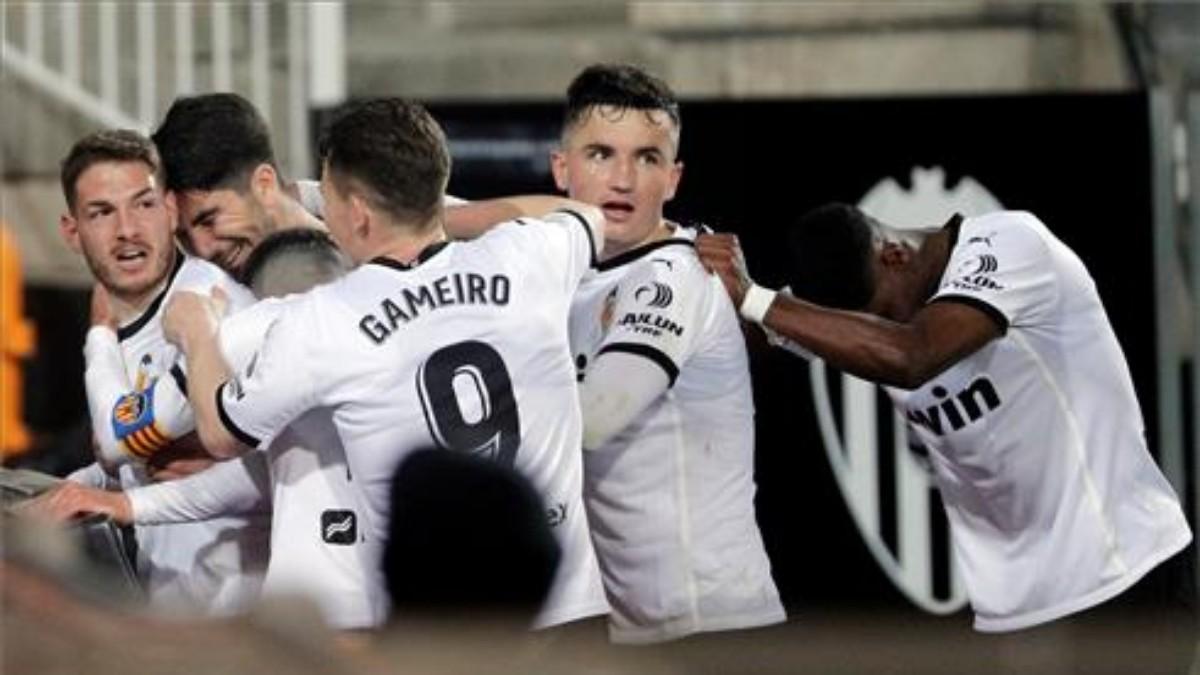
60,161,177,305
552,106,682,258
175,187,272,277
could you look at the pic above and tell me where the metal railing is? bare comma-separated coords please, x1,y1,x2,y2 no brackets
2,1,347,180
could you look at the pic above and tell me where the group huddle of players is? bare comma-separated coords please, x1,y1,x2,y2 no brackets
24,60,1193,653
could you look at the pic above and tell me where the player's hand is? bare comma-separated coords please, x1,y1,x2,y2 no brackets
14,481,133,525
163,287,227,352
696,233,754,308
145,432,216,481
89,282,116,329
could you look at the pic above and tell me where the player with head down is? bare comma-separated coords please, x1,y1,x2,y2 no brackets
697,204,1193,635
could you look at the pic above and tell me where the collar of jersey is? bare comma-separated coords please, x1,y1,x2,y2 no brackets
368,240,450,272
118,248,186,342
596,236,694,272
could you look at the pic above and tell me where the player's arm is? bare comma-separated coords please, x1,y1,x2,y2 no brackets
84,328,199,465
125,450,270,524
162,288,246,459
444,195,604,249
696,233,1001,389
165,289,317,460
579,258,694,449
579,351,671,450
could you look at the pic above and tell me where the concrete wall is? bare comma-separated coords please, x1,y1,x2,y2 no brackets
0,2,1143,284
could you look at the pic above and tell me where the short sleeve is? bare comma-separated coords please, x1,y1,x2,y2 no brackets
930,214,1059,331
595,254,703,387
504,209,601,295
217,298,289,372
216,305,321,450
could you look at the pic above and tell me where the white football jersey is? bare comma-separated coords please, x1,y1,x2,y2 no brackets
571,226,784,644
217,212,609,628
217,299,388,629
889,211,1192,631
86,253,269,616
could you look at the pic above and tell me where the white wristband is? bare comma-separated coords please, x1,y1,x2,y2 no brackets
739,284,778,324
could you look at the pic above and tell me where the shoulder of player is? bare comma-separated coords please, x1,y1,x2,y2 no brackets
957,210,1053,259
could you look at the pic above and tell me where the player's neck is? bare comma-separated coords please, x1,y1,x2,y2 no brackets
915,229,955,303
109,263,175,326
602,219,673,261
375,225,447,267
270,191,324,233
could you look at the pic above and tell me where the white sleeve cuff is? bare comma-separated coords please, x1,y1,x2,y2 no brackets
739,284,778,324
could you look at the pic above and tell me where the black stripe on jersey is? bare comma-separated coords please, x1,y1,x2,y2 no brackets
215,381,262,448
554,208,599,269
929,295,1009,334
118,249,185,342
597,239,695,273
169,364,188,397
944,213,964,247
598,342,680,387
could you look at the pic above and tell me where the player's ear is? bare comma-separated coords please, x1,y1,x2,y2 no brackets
878,241,912,268
163,190,179,235
550,150,569,192
249,163,279,206
348,193,370,239
59,212,82,253
663,160,683,202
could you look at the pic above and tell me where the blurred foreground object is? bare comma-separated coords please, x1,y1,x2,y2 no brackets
0,224,36,459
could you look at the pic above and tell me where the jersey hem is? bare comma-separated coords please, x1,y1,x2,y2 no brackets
607,606,787,645
532,599,610,630
972,529,1192,633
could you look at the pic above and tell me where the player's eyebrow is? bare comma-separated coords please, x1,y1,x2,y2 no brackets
191,206,220,228
82,197,116,211
130,186,155,202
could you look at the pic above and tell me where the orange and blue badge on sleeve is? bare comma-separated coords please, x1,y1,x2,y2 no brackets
112,380,169,459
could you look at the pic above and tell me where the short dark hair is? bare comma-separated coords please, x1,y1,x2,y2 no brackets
318,98,450,226
563,63,681,136
60,129,162,212
786,203,878,310
384,449,560,620
152,93,277,193
239,227,348,295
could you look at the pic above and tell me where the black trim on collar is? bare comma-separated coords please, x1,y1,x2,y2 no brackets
597,239,694,273
554,208,598,269
118,249,185,342
930,294,1009,335
597,342,680,387
368,240,450,272
216,382,262,448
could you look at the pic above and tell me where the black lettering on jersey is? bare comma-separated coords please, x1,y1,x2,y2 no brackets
906,377,1002,436
383,298,409,328
358,273,513,345
360,314,390,344
403,285,437,317
467,273,488,303
433,276,454,305
616,312,684,338
546,502,567,528
491,275,510,304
